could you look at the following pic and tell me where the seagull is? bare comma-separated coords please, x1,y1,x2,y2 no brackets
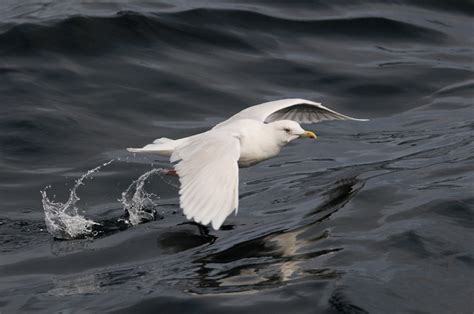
128,98,367,230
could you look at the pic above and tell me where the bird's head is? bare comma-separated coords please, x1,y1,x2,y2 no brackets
268,120,317,145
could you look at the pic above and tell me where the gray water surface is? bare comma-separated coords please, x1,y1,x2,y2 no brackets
0,1,473,313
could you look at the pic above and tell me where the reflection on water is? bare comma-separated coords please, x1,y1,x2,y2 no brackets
187,178,357,293
49,274,101,296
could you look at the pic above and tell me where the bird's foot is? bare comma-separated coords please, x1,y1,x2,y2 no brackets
198,224,217,244
179,221,217,244
165,168,178,177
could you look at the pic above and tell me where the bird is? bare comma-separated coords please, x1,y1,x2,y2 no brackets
127,98,367,230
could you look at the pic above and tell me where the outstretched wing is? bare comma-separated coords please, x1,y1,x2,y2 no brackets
171,132,240,230
216,98,367,128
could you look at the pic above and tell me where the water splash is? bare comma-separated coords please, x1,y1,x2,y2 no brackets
119,168,166,225
42,163,172,239
41,160,113,239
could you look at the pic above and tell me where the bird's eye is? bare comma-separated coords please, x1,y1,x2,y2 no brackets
284,128,291,133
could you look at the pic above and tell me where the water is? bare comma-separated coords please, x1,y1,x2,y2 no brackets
41,162,164,239
40,161,113,240
0,1,473,313
118,168,164,226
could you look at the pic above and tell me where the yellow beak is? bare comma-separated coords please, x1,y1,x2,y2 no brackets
302,131,317,139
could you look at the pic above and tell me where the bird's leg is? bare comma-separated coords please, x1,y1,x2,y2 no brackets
197,224,208,237
164,168,178,177
197,224,217,243
180,222,216,243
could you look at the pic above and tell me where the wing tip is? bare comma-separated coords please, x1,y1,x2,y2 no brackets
211,219,223,231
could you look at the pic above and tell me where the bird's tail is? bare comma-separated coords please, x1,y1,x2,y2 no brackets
127,137,178,157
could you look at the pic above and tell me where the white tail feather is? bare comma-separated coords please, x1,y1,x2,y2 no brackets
153,137,173,144
127,143,175,156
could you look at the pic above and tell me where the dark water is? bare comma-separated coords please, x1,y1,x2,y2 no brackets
1,1,473,313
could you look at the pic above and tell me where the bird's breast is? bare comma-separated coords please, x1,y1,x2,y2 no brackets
238,135,281,167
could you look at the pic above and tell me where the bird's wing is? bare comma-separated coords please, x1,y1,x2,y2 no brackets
171,132,240,230
216,98,367,127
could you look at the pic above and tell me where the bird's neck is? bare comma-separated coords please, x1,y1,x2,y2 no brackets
263,123,288,148
237,123,283,167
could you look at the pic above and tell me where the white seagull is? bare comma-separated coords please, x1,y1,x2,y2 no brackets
128,99,367,230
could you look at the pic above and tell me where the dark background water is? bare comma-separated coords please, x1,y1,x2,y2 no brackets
0,1,473,313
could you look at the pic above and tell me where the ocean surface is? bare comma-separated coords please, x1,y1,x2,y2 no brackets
0,1,473,313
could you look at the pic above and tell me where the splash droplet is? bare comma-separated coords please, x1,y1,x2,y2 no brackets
119,168,166,225
41,160,113,239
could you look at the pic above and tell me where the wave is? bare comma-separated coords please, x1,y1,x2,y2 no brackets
0,9,447,56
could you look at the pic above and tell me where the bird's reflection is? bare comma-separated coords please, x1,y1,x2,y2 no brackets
185,177,363,294
49,273,101,296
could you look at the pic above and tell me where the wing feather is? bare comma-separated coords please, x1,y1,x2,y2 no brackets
214,98,367,128
171,132,240,230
